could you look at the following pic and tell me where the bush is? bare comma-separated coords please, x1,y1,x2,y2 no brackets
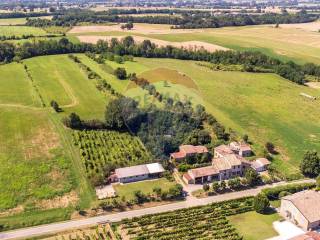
114,67,127,80
254,193,270,214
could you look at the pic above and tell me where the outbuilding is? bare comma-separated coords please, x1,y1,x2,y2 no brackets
280,190,320,231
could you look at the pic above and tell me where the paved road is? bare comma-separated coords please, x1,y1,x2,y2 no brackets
0,179,314,240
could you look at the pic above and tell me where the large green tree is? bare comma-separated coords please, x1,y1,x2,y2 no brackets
300,151,320,177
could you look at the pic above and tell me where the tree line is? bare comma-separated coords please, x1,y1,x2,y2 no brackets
1,36,320,84
0,11,51,19
25,9,318,29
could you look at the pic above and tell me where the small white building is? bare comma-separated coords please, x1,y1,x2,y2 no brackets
280,190,320,231
115,163,165,184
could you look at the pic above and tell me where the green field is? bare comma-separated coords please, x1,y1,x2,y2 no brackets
69,23,320,64
0,108,75,211
228,211,281,240
24,55,107,119
0,26,47,36
110,57,320,176
0,54,111,229
114,178,178,201
0,63,40,106
0,18,27,25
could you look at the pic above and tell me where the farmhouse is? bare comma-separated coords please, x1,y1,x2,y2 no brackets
115,163,165,183
214,142,252,158
229,141,253,157
170,144,208,161
289,232,320,240
214,144,234,158
280,190,320,231
183,154,251,184
251,158,271,172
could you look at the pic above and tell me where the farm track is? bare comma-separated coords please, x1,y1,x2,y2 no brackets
0,103,44,110
53,70,79,108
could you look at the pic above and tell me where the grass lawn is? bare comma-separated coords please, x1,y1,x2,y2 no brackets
228,211,281,240
271,200,281,208
0,62,41,106
114,178,176,201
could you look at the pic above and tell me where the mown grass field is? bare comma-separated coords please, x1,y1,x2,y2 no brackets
112,57,320,177
0,63,40,106
24,55,107,119
228,211,281,240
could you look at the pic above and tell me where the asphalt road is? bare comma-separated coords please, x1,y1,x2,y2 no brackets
0,179,314,240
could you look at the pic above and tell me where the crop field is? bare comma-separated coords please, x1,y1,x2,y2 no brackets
72,130,152,183
109,57,320,177
68,22,320,64
119,197,253,239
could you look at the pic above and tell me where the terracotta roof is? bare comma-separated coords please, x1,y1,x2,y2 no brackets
214,145,234,156
170,151,186,159
282,190,320,223
183,172,192,181
240,144,252,152
213,154,243,171
171,145,208,159
179,145,208,154
188,166,218,179
290,232,320,240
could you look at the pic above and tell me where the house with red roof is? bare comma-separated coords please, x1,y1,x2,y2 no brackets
170,145,208,161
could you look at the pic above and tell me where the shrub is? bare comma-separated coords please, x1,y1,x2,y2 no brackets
254,193,270,214
278,191,291,198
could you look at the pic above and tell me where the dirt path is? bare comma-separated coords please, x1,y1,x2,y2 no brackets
0,103,44,110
